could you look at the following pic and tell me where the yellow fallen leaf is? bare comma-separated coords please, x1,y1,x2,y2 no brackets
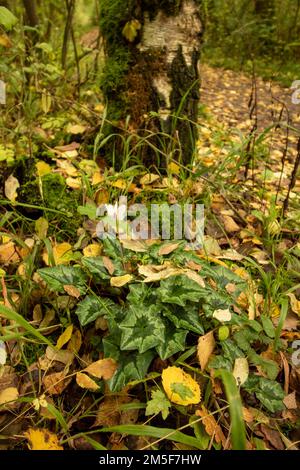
56,325,73,350
92,171,104,186
36,161,51,177
162,366,201,406
0,241,20,265
76,372,99,391
67,329,82,354
140,173,160,185
138,264,182,283
110,274,133,287
287,293,300,317
112,178,128,189
0,387,19,407
222,215,240,233
167,162,180,175
95,189,110,205
183,270,205,288
196,405,226,446
158,242,181,256
66,177,82,189
63,284,81,298
120,239,148,252
4,174,20,202
213,308,232,322
66,123,86,134
24,428,63,450
84,358,118,380
83,244,102,257
197,331,215,371
42,371,71,395
42,242,73,266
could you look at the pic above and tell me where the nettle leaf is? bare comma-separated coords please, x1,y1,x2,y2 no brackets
0,7,18,31
81,257,111,281
38,266,87,294
156,320,187,360
163,304,204,334
158,275,204,306
108,350,155,392
120,305,165,353
76,296,119,327
145,390,171,420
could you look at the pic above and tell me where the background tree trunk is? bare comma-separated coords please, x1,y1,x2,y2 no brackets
23,0,39,44
254,0,274,18
99,0,203,167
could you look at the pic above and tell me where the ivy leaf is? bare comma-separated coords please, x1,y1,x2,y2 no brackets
0,7,18,31
145,390,171,420
107,350,155,392
155,320,187,360
76,295,119,327
256,377,285,413
102,235,123,260
158,275,205,306
222,339,244,362
38,266,87,294
208,355,232,370
119,305,165,353
81,257,111,281
248,349,279,380
163,304,204,334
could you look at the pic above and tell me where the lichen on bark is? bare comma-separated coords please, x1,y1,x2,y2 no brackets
99,0,203,166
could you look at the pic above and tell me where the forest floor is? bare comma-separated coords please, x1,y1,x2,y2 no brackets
0,62,300,451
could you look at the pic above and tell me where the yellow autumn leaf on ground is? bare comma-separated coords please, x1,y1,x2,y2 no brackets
0,387,19,407
42,242,73,265
4,174,19,202
83,243,102,257
197,331,215,371
36,161,51,177
67,329,82,353
196,405,226,446
167,162,180,175
287,293,300,317
162,366,201,406
140,173,160,185
56,325,73,350
0,241,20,265
24,428,63,450
76,372,99,391
233,357,249,385
110,274,133,287
84,358,117,380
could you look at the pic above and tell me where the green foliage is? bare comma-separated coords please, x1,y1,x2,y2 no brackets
38,265,88,294
0,6,18,30
145,389,171,420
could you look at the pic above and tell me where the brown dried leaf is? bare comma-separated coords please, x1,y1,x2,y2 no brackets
196,405,226,446
83,358,117,380
197,331,215,371
76,372,99,391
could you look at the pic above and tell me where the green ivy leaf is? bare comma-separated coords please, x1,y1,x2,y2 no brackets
0,7,18,31
102,235,123,260
256,377,285,413
248,349,279,380
145,390,171,420
108,350,155,392
158,275,205,306
208,355,232,370
76,295,119,326
156,320,187,360
120,305,165,354
163,304,204,334
37,266,87,294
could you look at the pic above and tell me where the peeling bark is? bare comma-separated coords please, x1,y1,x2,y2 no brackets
99,0,203,166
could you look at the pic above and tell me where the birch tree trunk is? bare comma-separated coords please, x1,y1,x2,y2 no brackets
99,0,203,166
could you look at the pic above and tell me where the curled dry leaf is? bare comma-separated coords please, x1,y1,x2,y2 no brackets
83,358,117,380
76,372,99,391
196,405,227,447
43,371,71,395
183,269,205,287
162,366,201,406
110,274,133,287
24,428,63,450
45,346,74,365
138,264,182,283
140,173,160,185
197,331,216,371
222,215,240,233
103,256,115,275
63,284,81,298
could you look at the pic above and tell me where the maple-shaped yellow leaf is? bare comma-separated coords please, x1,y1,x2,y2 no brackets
42,242,73,266
24,428,63,450
56,324,73,350
162,366,201,406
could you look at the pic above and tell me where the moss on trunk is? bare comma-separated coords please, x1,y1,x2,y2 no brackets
99,0,203,167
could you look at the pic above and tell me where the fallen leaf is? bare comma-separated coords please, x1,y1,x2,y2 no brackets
67,329,82,354
4,175,19,202
158,242,181,256
24,428,63,450
83,244,102,257
56,325,73,350
197,331,216,371
283,392,297,410
36,161,51,177
196,405,227,447
76,372,99,391
63,284,81,298
103,256,115,275
0,341,7,365
138,264,182,282
213,308,232,322
45,346,74,365
183,270,205,287
42,242,73,266
222,215,240,233
120,239,148,252
233,357,249,385
140,173,160,185
287,293,300,317
0,387,19,407
35,217,48,240
110,274,133,287
162,366,201,406
84,358,117,380
43,371,71,395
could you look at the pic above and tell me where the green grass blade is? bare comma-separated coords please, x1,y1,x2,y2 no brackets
0,304,52,346
215,369,246,450
98,424,204,449
274,298,288,351
83,435,107,450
